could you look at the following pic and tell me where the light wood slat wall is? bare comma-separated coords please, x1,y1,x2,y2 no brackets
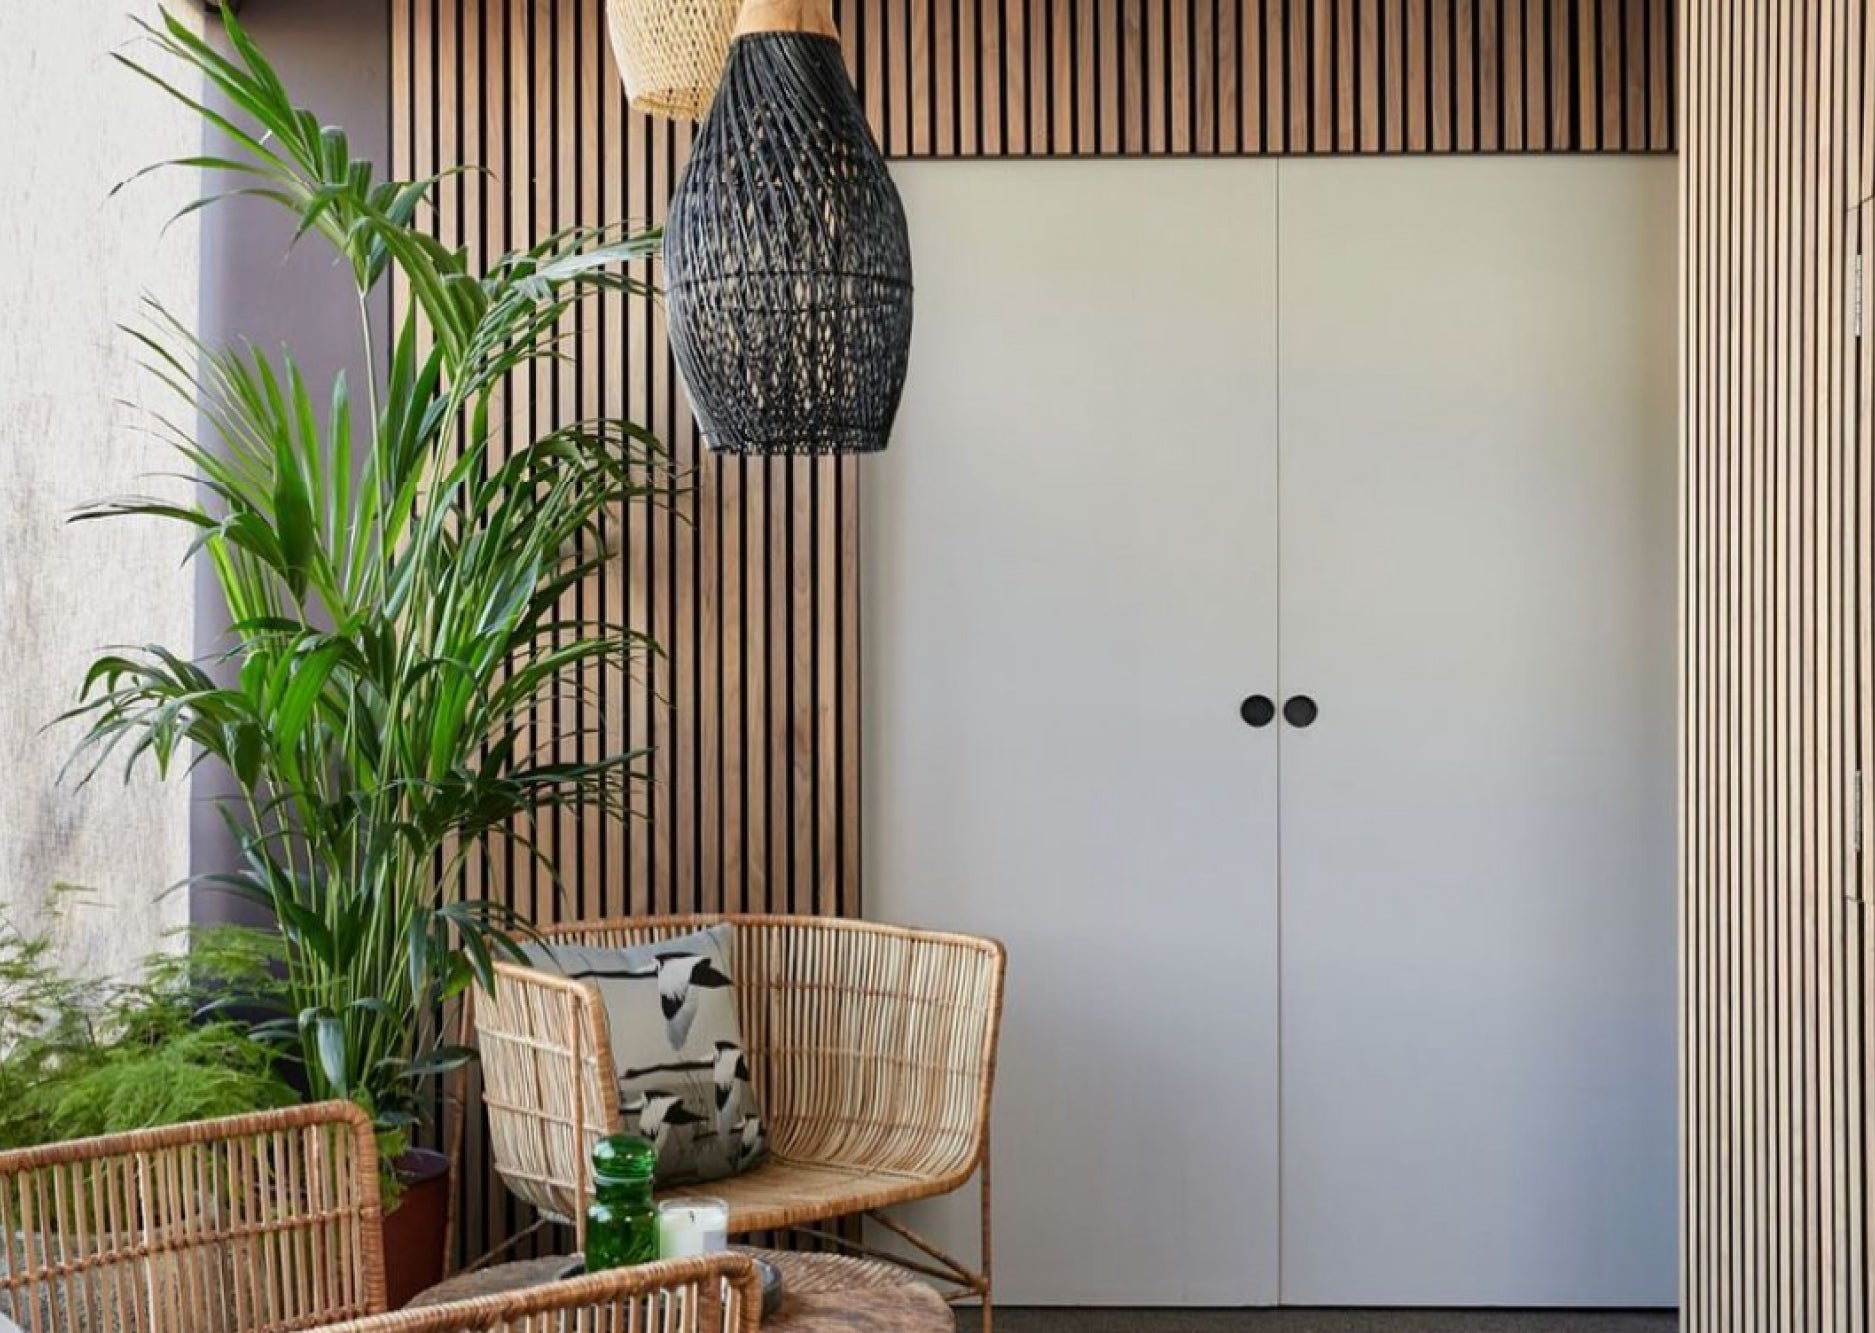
390,0,1676,1270
1683,2,1872,1329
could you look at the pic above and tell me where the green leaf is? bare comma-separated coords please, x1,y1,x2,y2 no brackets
275,899,334,968
274,639,344,754
226,723,265,788
306,1012,350,1099
401,1046,476,1080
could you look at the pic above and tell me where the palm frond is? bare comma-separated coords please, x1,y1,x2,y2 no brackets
71,7,666,1143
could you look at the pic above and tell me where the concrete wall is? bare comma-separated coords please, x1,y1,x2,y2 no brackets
0,0,392,966
0,5,205,974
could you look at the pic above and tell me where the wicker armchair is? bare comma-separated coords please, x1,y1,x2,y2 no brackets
0,1102,386,1333
472,914,1005,1322
315,1256,759,1333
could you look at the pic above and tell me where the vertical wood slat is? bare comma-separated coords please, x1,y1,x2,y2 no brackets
1357,0,1379,151
1521,0,1543,150
1288,0,1309,151
1173,0,1194,152
1332,0,1353,152
1549,0,1572,149
1455,0,1475,153
1310,0,1332,152
1384,0,1406,150
1406,0,1430,150
1431,0,1452,150
1685,2,1873,1330
1217,0,1240,152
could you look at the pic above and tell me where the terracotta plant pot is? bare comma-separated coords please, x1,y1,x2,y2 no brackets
380,1149,451,1309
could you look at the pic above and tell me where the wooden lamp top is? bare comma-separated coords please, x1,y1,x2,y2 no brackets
734,0,839,39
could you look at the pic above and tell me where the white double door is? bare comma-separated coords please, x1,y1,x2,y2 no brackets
866,157,1676,1305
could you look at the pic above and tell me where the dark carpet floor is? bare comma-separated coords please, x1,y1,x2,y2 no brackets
954,1310,1677,1332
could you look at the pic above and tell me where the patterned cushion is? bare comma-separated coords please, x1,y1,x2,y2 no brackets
526,924,768,1186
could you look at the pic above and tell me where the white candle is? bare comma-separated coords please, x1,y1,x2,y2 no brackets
657,1197,729,1258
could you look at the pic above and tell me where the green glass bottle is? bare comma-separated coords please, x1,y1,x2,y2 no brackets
585,1134,660,1270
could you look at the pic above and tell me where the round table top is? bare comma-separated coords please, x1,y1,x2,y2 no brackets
407,1255,586,1306
410,1248,954,1330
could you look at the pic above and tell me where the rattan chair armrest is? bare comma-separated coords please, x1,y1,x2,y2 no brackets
473,960,622,1245
0,1102,388,1331
0,1100,379,1178
311,1254,762,1332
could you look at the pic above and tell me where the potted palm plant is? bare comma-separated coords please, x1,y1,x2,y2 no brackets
66,9,666,1301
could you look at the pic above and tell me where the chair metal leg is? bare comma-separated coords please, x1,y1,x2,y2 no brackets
773,1144,997,1318
785,1181,994,1312
978,1142,993,1333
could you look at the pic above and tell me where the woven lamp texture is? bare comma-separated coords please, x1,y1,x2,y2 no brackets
663,24,913,455
604,0,740,120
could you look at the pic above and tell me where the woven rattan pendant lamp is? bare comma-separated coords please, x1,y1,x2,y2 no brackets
663,0,914,454
604,0,740,119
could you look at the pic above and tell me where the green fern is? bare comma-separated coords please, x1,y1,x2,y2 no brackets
34,1024,296,1144
0,911,297,1152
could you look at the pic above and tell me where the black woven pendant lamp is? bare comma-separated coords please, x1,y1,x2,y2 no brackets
664,0,913,454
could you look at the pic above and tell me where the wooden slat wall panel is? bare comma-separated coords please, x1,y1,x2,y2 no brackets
1684,1,1872,1329
836,0,1674,157
392,0,1676,1272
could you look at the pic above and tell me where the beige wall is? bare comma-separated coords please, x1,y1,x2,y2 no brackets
0,5,203,973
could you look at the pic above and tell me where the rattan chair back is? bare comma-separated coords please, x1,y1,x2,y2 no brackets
473,914,1005,1240
0,1103,385,1333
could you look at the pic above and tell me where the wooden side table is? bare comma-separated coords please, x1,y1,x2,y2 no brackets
407,1256,578,1308
758,1250,954,1330
410,1249,955,1330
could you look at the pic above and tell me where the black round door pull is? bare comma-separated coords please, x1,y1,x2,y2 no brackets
1240,695,1276,728
1283,695,1319,728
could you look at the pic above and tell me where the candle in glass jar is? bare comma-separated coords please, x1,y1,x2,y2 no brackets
657,1197,729,1258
